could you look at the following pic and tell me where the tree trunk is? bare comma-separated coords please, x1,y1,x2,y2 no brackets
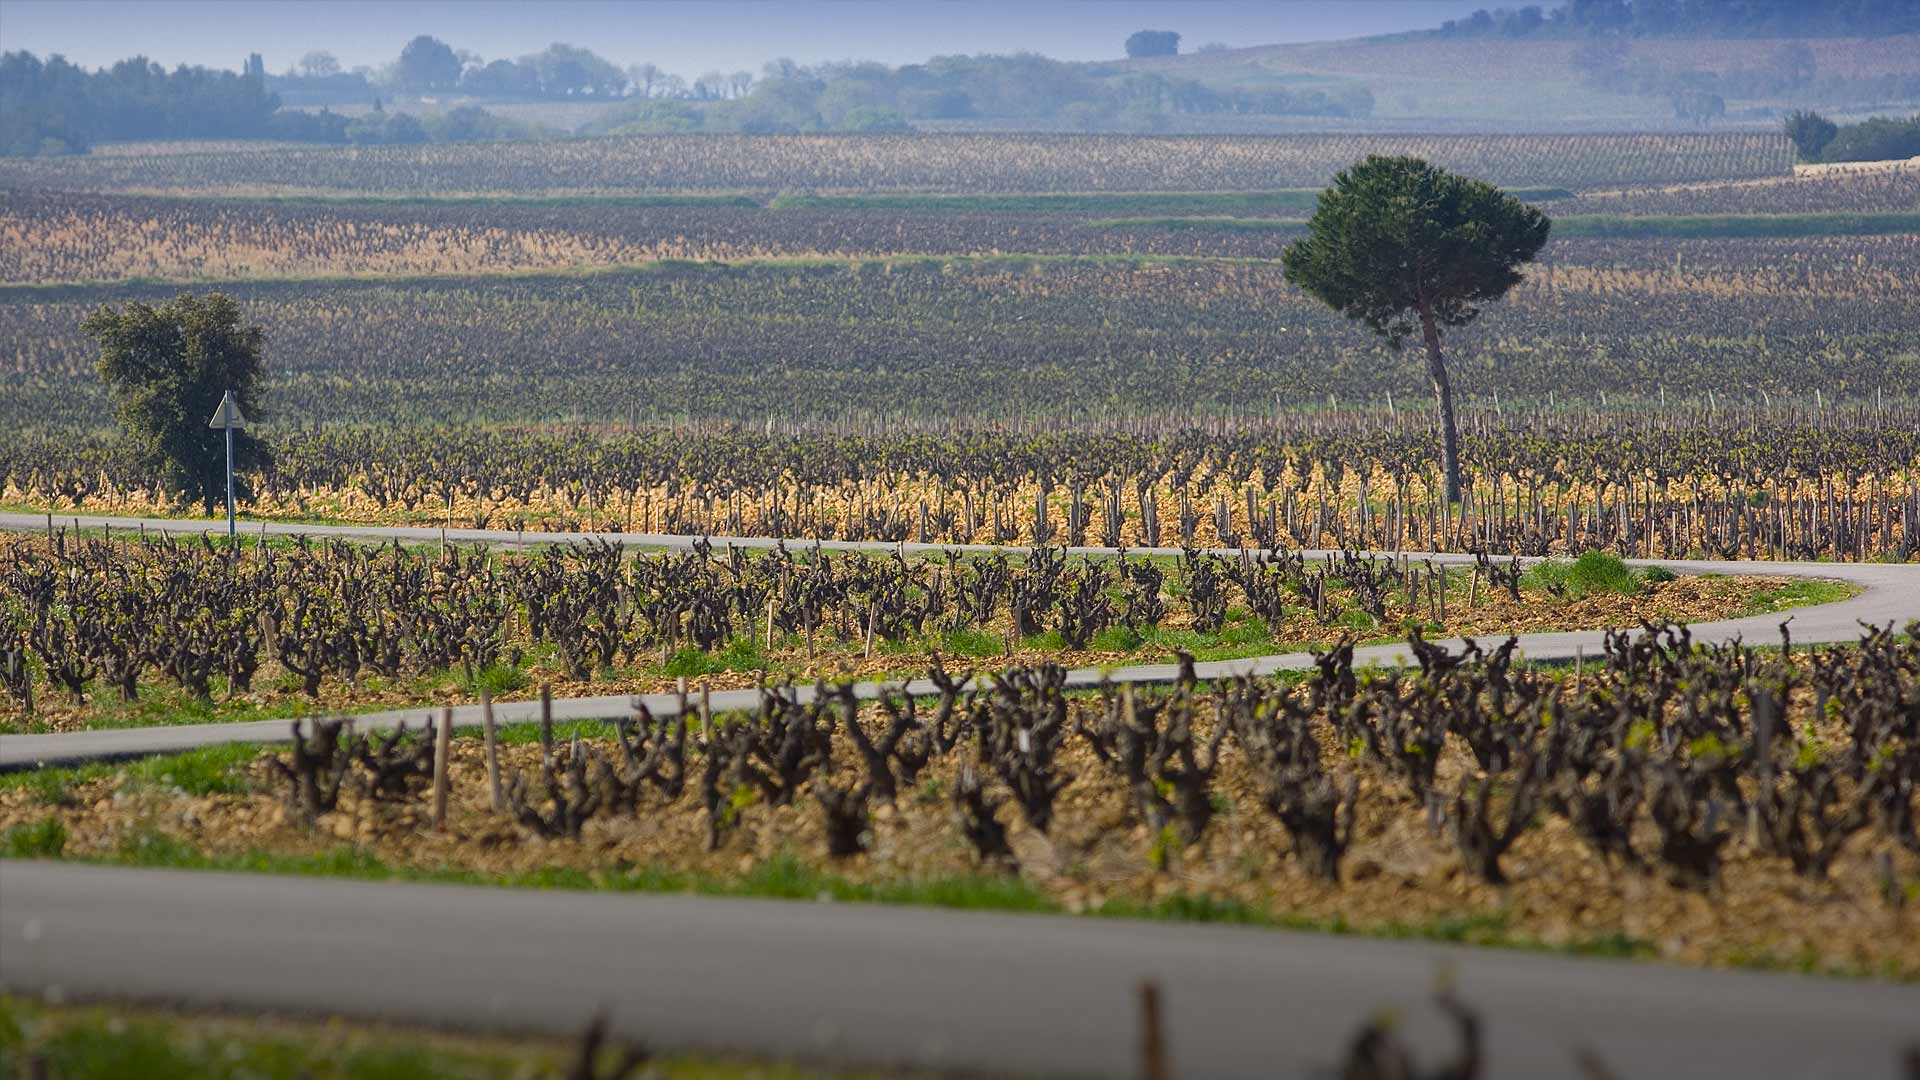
1419,305,1463,506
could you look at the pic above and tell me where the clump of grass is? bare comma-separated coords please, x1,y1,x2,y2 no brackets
1572,551,1643,595
664,637,768,677
464,662,529,696
1021,630,1067,651
1524,551,1641,599
2,816,67,858
20,767,83,807
660,638,764,672
940,627,1003,657
714,637,768,672
660,648,720,677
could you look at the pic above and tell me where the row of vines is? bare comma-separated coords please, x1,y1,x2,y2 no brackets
0,531,1578,714
5,248,1916,429
7,412,1916,559
0,131,1795,196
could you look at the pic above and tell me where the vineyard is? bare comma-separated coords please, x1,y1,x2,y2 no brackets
1560,162,1920,216
0,132,1796,197
4,27,1920,1073
6,245,1918,430
7,620,1916,976
7,408,1917,561
0,188,1329,284
12,185,1920,285
0,530,1811,732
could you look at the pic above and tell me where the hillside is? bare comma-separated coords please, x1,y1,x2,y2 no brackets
1118,32,1920,131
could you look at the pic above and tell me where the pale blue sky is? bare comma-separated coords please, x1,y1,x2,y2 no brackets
0,1,1491,77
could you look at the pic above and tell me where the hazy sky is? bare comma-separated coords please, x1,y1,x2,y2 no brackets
0,1,1491,77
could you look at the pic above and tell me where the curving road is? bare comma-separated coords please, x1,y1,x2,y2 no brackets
2,861,1917,1079
2,511,1915,771
2,514,1918,1076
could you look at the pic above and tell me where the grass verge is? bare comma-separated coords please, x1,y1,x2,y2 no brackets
0,835,1654,966
0,993,904,1079
1734,577,1859,617
0,743,262,804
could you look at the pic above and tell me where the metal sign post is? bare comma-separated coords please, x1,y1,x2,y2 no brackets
207,390,248,541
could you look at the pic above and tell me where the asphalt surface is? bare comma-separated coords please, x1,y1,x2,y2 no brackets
2,515,1918,1076
3,512,1915,771
2,862,1916,1079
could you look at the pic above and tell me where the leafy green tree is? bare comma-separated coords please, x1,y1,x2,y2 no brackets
1671,89,1724,126
1281,156,1550,504
1816,113,1920,163
520,43,627,97
297,50,341,78
396,35,461,91
82,293,269,515
462,58,539,97
1784,109,1838,160
1124,30,1181,58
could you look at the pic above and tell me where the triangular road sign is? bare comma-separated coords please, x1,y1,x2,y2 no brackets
207,392,248,429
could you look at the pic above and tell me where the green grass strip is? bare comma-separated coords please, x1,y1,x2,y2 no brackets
771,190,1324,214
1734,577,1859,617
0,251,1272,298
1552,210,1920,239
0,743,265,804
1090,215,1303,232
16,190,764,210
769,187,1571,214
1091,210,1920,239
0,832,1663,966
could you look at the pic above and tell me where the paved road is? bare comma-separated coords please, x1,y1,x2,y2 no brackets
2,862,1915,1079
3,517,1917,1077
3,512,1915,770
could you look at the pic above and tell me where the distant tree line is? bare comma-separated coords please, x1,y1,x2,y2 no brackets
335,103,543,146
586,53,1371,136
256,32,1372,131
1,50,540,156
1785,110,1920,162
4,29,1375,154
1436,0,1919,39
270,36,669,105
1566,35,1920,116
3,51,315,155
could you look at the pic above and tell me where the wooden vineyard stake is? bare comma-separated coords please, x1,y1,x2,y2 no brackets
432,706,453,830
481,688,504,812
539,684,554,771
1138,980,1168,1080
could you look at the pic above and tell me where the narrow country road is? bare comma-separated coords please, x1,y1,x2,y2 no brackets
2,515,1918,1077
2,511,1915,770
2,862,1916,1079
